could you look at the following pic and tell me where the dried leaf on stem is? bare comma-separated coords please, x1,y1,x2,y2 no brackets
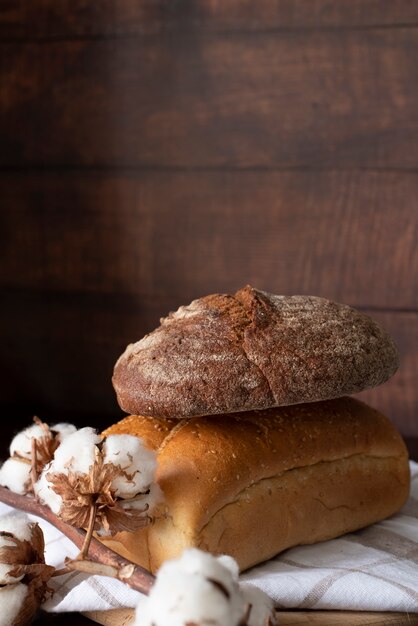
0,485,155,596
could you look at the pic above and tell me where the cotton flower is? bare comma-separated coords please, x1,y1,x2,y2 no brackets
135,549,241,626
9,421,76,461
0,418,76,495
50,427,101,475
135,549,277,626
35,428,158,536
0,511,54,626
0,584,28,626
0,512,35,584
240,584,276,626
34,468,63,515
0,459,33,496
103,434,157,499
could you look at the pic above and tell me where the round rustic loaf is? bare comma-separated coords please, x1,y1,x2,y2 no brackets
112,285,399,419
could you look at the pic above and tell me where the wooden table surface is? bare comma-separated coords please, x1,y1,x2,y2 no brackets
33,608,418,626
85,608,418,625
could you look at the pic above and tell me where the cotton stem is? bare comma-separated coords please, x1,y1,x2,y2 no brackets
78,501,97,560
0,485,155,595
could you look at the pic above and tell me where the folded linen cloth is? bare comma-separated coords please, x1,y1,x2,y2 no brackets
1,462,417,614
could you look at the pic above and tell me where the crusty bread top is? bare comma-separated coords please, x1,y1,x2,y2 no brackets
112,286,399,419
103,397,408,535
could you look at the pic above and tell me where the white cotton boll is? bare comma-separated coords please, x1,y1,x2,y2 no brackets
103,435,157,498
97,485,163,537
0,561,22,584
9,422,77,461
50,423,77,441
0,583,28,626
176,548,240,598
0,458,31,495
120,483,162,513
217,554,240,581
0,512,34,585
0,511,33,543
137,571,244,626
142,483,163,513
52,427,101,474
34,467,63,515
9,424,46,459
135,549,244,626
240,584,276,626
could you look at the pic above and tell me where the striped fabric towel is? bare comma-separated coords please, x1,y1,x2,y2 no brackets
0,462,417,613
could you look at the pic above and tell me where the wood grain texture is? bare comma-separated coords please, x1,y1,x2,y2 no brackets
84,608,418,626
85,609,134,626
2,0,418,40
1,171,417,309
36,613,93,625
2,29,418,168
272,613,418,626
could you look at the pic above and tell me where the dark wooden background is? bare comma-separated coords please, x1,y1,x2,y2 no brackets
1,0,418,446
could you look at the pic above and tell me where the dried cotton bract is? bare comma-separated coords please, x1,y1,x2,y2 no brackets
35,427,158,535
0,418,76,495
135,548,277,626
0,511,54,626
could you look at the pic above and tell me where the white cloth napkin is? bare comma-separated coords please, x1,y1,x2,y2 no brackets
1,461,418,613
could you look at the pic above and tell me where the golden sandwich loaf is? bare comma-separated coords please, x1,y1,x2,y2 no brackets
102,397,410,573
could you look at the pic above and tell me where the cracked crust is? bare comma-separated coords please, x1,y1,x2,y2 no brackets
101,397,410,572
112,286,399,419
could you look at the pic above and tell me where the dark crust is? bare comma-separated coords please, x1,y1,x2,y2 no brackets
112,286,399,418
235,286,400,407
